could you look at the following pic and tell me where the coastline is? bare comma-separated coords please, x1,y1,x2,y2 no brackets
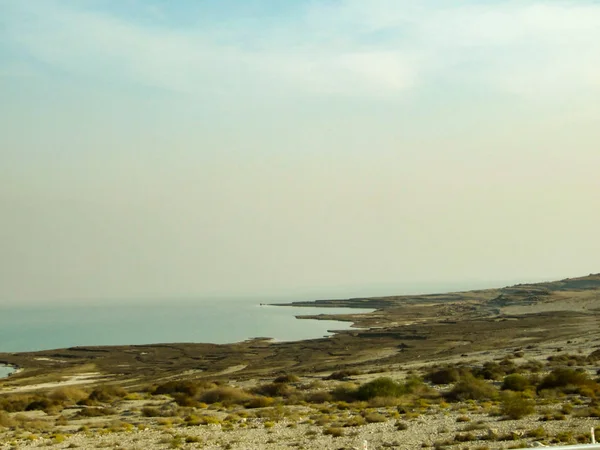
1,274,600,449
0,364,17,379
0,301,374,354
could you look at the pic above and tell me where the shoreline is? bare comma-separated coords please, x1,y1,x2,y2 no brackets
1,274,600,449
0,302,374,355
1,273,598,386
0,363,18,379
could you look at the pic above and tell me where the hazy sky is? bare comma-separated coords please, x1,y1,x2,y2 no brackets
1,0,599,304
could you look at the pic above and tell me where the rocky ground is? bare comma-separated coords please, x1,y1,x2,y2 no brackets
1,274,599,449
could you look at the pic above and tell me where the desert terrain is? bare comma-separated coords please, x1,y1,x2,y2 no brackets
1,274,599,449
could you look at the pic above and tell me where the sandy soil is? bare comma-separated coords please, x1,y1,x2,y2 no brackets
1,274,600,449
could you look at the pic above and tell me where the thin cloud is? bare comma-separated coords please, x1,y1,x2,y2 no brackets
1,1,600,98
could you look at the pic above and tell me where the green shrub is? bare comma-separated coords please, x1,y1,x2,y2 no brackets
538,368,589,390
356,378,405,400
445,375,498,401
500,392,535,419
425,368,461,385
502,374,531,392
553,431,574,444
331,383,358,402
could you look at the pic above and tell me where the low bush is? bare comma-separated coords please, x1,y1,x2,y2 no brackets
323,426,344,437
304,391,333,403
454,432,476,442
395,420,408,430
356,378,405,400
252,383,294,398
445,375,498,402
152,380,204,397
199,387,251,405
0,411,16,429
273,374,300,384
502,374,531,392
326,369,361,380
245,396,275,409
500,392,535,419
537,368,600,396
331,383,358,402
97,385,127,400
363,412,387,423
425,367,461,385
48,387,89,404
74,407,116,418
526,427,547,438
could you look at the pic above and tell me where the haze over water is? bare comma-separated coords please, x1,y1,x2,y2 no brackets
0,300,373,354
0,278,536,355
1,1,599,310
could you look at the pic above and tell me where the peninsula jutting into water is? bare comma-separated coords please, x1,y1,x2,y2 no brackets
1,274,600,449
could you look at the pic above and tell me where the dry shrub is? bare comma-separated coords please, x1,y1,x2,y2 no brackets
473,360,516,380
49,387,89,404
538,368,600,397
304,391,333,403
0,394,36,412
74,407,116,418
326,369,361,381
574,407,600,418
500,392,535,419
86,385,128,403
152,380,215,397
141,406,162,417
323,426,344,437
245,396,275,408
363,412,387,423
0,411,16,429
425,367,461,385
274,374,300,383
199,387,250,405
253,382,294,398
368,396,402,407
445,375,498,402
343,415,366,427
13,415,53,432
454,432,476,442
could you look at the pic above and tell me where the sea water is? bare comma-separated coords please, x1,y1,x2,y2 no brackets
0,299,374,354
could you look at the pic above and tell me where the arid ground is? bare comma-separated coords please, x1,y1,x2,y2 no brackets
1,274,599,449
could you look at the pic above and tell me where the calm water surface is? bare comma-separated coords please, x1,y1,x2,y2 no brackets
0,366,14,377
0,299,373,353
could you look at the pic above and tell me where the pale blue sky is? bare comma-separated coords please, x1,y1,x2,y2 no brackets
1,0,599,303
